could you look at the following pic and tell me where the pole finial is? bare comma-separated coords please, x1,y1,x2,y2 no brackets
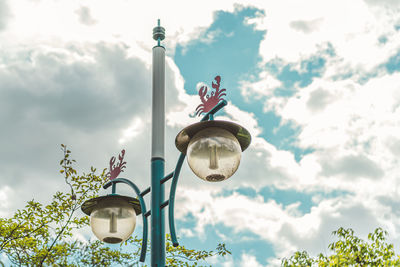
153,19,165,46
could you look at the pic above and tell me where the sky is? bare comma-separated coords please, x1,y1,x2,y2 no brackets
1,0,400,266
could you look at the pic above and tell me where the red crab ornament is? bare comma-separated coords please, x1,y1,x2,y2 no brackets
195,75,226,116
106,149,127,180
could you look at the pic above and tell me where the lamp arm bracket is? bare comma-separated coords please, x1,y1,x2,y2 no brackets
140,187,151,197
161,171,174,184
144,210,151,217
161,200,169,209
139,170,174,197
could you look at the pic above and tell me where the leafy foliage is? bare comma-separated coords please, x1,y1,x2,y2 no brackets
282,227,400,267
166,235,231,266
0,145,230,266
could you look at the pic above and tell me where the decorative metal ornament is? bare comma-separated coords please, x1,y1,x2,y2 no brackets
195,75,226,116
106,149,127,180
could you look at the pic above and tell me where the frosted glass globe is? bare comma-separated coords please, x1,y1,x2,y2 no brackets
187,127,241,182
90,198,136,244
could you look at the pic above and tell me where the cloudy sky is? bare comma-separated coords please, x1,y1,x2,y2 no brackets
1,0,400,266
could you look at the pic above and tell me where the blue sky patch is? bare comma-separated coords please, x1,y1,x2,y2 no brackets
259,187,314,214
174,6,265,108
177,220,274,266
378,35,388,44
217,186,351,215
260,187,352,214
271,55,327,95
385,49,400,74
174,6,321,162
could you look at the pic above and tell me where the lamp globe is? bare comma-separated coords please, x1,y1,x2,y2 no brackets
90,197,136,244
187,127,241,182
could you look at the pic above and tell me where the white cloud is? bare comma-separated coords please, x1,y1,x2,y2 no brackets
240,253,264,267
265,73,400,154
0,0,10,31
119,117,145,144
0,41,156,213
75,6,97,26
244,70,400,196
0,186,12,217
208,254,235,267
240,71,282,100
248,0,400,72
224,102,262,138
3,0,248,59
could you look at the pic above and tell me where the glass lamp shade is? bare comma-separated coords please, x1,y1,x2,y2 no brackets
90,198,136,244
187,127,241,182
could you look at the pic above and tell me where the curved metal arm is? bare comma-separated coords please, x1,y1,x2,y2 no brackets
168,100,227,247
104,178,149,263
168,153,186,247
201,100,227,121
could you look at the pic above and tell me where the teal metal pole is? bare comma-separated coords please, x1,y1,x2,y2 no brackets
151,159,165,266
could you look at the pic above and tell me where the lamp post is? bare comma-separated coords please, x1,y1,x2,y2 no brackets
81,20,251,266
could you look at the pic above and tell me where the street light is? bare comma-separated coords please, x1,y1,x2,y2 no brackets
82,195,140,244
176,121,251,182
81,20,251,266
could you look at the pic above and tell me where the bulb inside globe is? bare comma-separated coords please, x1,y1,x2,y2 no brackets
187,127,241,182
90,198,136,244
